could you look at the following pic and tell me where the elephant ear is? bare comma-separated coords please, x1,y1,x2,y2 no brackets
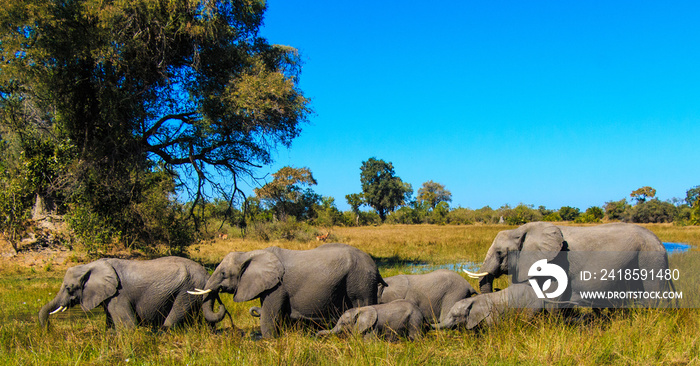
380,276,408,303
234,250,284,302
520,222,564,255
80,260,119,311
465,298,493,330
354,307,378,334
516,223,564,282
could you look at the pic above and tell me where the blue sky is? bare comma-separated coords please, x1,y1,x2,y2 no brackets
245,1,700,212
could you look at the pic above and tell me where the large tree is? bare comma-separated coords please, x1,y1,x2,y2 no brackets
254,166,319,221
0,0,310,248
417,180,452,210
359,157,412,221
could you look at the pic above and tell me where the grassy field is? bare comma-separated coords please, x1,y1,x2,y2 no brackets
1,224,699,365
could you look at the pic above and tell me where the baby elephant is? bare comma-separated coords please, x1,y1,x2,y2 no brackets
431,283,545,330
379,269,477,325
317,300,424,341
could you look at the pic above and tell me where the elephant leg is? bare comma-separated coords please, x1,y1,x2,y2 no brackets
162,293,197,330
259,290,288,338
106,296,137,329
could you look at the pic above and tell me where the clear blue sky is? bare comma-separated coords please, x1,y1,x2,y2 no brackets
245,1,700,212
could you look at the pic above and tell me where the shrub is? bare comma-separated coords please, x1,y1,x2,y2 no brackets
446,207,474,225
543,212,562,222
245,217,316,242
503,204,542,225
627,199,677,223
559,206,581,221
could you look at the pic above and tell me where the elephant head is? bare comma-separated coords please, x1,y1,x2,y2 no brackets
39,259,119,327
465,222,564,293
430,296,492,330
316,307,378,337
190,250,284,316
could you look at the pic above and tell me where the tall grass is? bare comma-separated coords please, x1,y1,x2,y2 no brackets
2,224,699,365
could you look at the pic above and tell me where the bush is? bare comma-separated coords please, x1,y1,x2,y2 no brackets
575,206,604,223
559,206,581,221
502,204,542,225
604,199,630,221
543,212,562,222
627,199,677,223
245,217,317,242
446,207,474,225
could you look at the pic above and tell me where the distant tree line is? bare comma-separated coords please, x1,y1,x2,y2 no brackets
205,159,700,243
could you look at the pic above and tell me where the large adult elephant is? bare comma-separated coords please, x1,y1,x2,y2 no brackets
39,257,227,330
378,269,477,324
189,243,387,338
464,222,672,307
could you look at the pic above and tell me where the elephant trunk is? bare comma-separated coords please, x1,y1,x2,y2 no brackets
431,320,454,330
479,274,495,294
315,329,332,337
202,291,227,325
477,254,500,294
39,297,60,327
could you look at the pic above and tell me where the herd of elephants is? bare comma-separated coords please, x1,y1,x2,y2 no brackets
38,222,674,341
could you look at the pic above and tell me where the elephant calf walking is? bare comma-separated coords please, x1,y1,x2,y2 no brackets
317,300,425,341
39,257,227,330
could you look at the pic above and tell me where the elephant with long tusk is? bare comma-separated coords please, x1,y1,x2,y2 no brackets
188,243,387,338
471,222,673,308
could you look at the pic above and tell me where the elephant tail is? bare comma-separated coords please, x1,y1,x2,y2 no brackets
249,306,262,317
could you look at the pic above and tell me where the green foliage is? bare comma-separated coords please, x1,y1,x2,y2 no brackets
543,212,563,222
313,196,343,227
428,201,450,224
416,180,452,210
0,0,310,252
558,206,581,221
627,199,677,223
685,186,700,207
255,166,320,222
630,186,657,204
692,199,700,225
604,199,630,221
501,204,543,225
359,158,412,221
574,206,604,223
246,217,317,242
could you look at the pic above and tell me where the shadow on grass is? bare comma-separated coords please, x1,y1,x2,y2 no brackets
370,254,427,269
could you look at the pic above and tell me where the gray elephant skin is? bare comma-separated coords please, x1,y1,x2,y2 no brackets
190,243,387,338
378,269,477,324
466,222,672,307
317,300,425,341
432,284,544,330
39,256,227,330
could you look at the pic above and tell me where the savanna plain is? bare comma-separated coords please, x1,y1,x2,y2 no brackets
1,224,699,365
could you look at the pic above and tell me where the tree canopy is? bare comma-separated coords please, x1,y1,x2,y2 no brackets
0,0,311,249
417,180,452,210
254,166,319,221
359,157,411,221
631,186,657,204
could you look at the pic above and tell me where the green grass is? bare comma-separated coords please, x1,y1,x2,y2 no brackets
2,224,700,365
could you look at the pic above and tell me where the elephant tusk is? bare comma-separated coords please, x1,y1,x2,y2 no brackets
463,269,489,278
49,306,65,315
187,288,212,295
